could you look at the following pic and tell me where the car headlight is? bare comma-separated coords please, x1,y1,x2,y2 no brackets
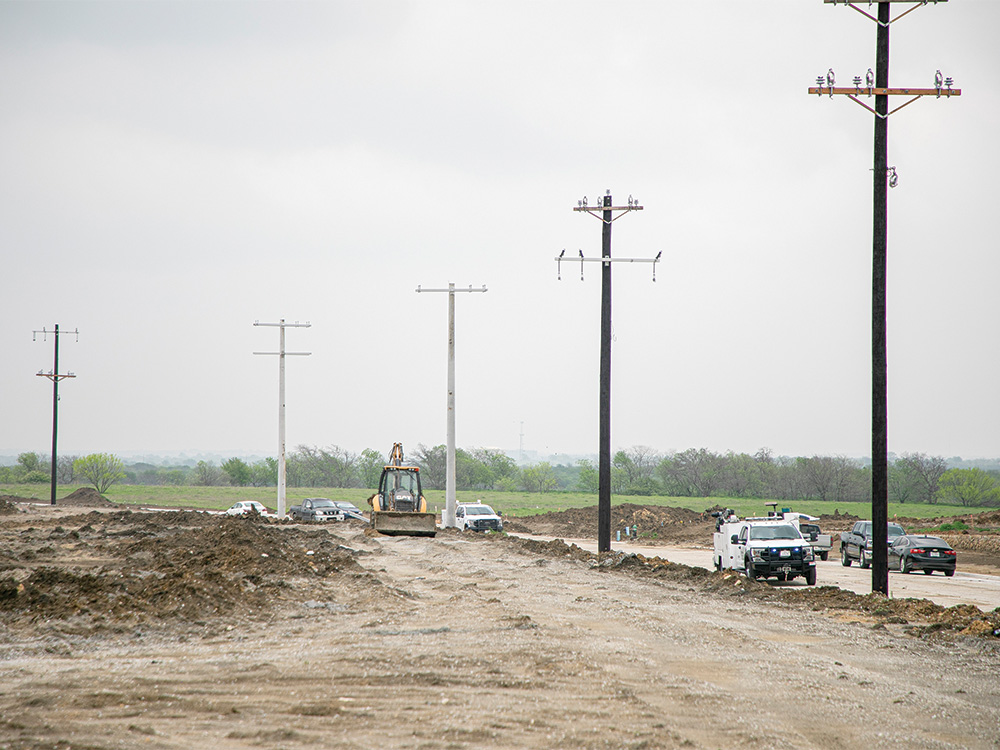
750,548,764,561
802,547,814,561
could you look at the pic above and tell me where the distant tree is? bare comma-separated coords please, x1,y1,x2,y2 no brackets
936,468,1000,507
412,444,447,490
357,449,385,489
577,459,598,493
17,452,42,473
897,453,947,504
56,455,77,484
471,448,518,488
73,453,126,494
520,462,558,493
287,445,358,488
888,461,917,504
248,458,277,487
222,457,251,487
192,460,225,486
22,470,49,484
660,448,725,497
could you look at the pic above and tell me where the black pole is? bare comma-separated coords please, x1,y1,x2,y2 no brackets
598,194,612,552
871,3,890,595
50,324,59,506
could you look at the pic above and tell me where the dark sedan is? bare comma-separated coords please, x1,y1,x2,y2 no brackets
889,534,957,576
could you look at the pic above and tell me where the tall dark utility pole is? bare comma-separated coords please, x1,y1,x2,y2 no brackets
810,0,961,595
33,325,78,506
558,191,660,553
871,0,890,600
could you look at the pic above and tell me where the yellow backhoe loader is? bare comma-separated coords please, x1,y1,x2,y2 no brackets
368,443,437,536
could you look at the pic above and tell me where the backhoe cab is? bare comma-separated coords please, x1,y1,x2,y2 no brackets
368,443,437,537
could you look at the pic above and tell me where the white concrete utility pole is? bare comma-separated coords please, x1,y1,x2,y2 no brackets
416,283,487,528
254,319,311,518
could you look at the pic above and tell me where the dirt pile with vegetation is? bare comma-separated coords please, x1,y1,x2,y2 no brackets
0,509,387,635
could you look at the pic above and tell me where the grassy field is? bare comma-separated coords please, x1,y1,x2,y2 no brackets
1,483,994,520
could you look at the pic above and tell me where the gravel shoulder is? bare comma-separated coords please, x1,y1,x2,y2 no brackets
1,503,999,749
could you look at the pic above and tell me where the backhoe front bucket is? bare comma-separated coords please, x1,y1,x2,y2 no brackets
371,511,437,537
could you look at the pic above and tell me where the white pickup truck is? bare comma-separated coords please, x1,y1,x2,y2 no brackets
713,512,817,585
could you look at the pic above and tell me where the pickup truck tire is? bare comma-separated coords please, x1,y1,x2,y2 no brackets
745,558,757,580
859,549,870,569
805,567,817,586
841,546,852,567
819,551,829,561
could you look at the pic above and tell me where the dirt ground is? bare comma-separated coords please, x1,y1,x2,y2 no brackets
2,497,1000,749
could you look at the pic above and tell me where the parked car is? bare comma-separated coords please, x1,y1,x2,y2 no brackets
288,498,344,522
455,503,503,532
840,520,907,568
225,501,271,517
331,500,367,522
889,534,957,576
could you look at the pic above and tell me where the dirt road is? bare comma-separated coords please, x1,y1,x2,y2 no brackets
2,507,999,749
525,535,1000,611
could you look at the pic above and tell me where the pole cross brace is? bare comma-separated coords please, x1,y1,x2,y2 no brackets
825,0,947,28
556,251,662,282
808,86,959,118
36,371,76,383
573,205,643,225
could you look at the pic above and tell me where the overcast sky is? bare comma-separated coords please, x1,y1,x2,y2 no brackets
1,1,997,463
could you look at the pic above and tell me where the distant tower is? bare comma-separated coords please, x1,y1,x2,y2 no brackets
518,421,524,465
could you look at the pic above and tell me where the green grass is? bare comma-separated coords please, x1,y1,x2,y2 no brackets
2,483,993,519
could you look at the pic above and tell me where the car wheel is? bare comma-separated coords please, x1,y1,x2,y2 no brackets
820,551,829,561
806,567,817,586
945,569,955,577
859,549,870,569
923,569,933,575
899,555,911,574
841,546,852,567
746,559,757,580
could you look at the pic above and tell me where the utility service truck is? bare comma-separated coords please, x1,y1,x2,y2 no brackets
713,509,817,585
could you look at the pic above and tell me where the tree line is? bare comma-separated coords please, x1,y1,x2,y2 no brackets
3,446,999,506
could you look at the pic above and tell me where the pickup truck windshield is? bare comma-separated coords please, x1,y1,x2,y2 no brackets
465,506,495,515
750,525,802,541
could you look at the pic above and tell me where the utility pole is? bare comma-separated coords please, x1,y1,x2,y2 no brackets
558,191,660,553
416,283,488,528
33,325,78,506
809,0,960,595
254,319,311,518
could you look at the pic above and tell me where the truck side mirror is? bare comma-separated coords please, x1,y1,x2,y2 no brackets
731,534,740,544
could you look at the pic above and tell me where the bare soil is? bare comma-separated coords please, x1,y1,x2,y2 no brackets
1,499,999,748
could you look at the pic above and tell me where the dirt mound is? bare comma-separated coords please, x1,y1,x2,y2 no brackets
0,496,20,515
504,503,713,543
57,486,117,507
0,510,386,633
